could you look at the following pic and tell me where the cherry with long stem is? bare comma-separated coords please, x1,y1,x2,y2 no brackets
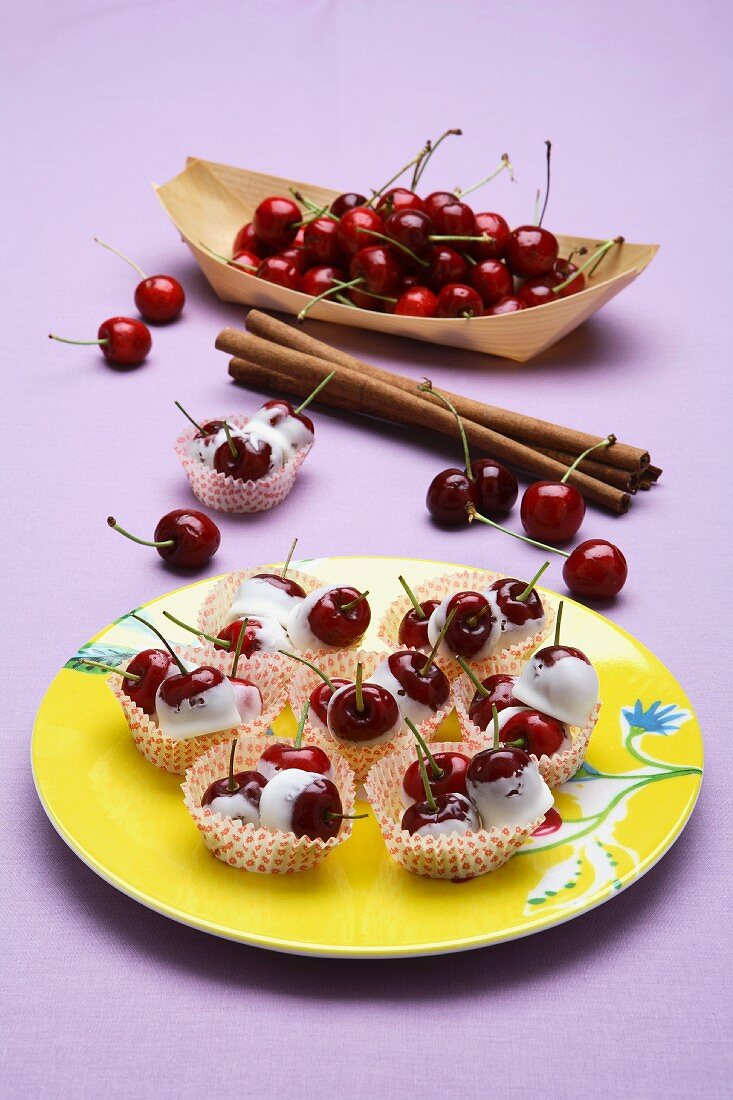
419,605,458,676
367,141,431,205
298,276,363,321
457,657,489,698
108,516,174,551
174,400,205,434
94,237,147,278
221,421,239,459
517,560,551,602
560,436,615,482
162,609,228,648
198,242,256,271
78,658,142,682
467,501,571,559
454,153,515,199
293,701,310,749
553,238,624,294
130,613,187,674
356,227,429,267
492,704,501,749
294,371,335,413
279,650,335,691
419,379,474,481
280,537,298,577
405,717,444,780
554,600,564,646
340,590,369,613
412,128,462,189
398,575,428,618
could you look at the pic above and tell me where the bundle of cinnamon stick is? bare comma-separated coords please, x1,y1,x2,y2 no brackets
215,311,661,515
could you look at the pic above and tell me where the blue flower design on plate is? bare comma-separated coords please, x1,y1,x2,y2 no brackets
622,699,689,736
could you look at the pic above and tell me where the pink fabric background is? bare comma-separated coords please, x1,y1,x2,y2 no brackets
4,2,730,1097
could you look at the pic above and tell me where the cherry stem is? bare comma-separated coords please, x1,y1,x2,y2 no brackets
294,701,309,750
280,537,298,577
355,661,364,713
198,241,257,272
492,704,500,750
339,590,369,613
566,246,588,267
356,227,429,268
465,603,490,629
294,370,336,413
404,717,444,780
560,435,616,483
93,237,146,280
222,421,239,459
455,153,515,199
517,560,551,602
419,605,458,676
335,282,397,303
49,334,108,347
457,657,488,697
162,609,226,648
553,238,624,294
298,276,362,321
107,516,175,549
230,617,249,679
279,650,334,690
466,503,571,559
227,738,238,793
174,400,205,434
292,205,331,228
428,234,495,243
554,601,564,647
412,128,462,188
538,140,552,228
78,658,142,682
419,379,473,480
291,189,338,220
397,575,425,618
324,811,369,821
130,613,187,674
461,251,477,266
415,743,438,813
368,142,430,205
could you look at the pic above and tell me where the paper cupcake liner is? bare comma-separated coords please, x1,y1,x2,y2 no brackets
182,732,357,873
364,728,543,882
377,568,556,677
452,653,600,787
197,566,325,640
108,645,287,775
286,648,453,783
174,414,312,513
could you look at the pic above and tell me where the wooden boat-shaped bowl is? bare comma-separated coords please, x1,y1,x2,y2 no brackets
155,157,658,363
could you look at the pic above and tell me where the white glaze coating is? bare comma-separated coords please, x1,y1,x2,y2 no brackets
484,588,547,652
249,405,314,458
230,680,263,724
370,658,435,727
285,585,345,651
207,790,260,826
155,676,243,740
221,615,289,653
427,594,495,661
258,768,318,833
326,682,402,748
413,804,481,838
514,652,599,727
467,759,553,828
226,576,304,628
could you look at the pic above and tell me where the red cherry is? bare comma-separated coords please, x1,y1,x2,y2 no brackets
398,599,441,648
470,260,513,307
107,509,220,569
231,250,260,273
467,744,532,785
426,468,474,525
563,539,628,598
233,222,263,256
394,286,438,317
485,296,526,315
309,677,352,725
376,188,426,217
500,709,570,758
215,618,271,656
505,226,559,277
384,209,432,254
276,247,309,274
133,275,185,323
337,207,384,256
383,651,451,711
436,283,483,318
423,191,457,219
307,586,372,647
471,212,511,260
201,769,266,812
402,751,470,805
303,217,343,265
517,279,557,309
401,791,478,836
551,259,586,297
213,433,273,482
432,201,476,237
256,740,333,780
252,196,301,249
350,246,403,296
330,192,368,217
442,591,496,658
289,776,345,841
521,481,586,542
468,673,522,729
256,255,303,291
302,265,345,297
159,664,224,709
426,245,468,290
471,459,518,516
489,576,545,629
124,649,173,715
327,682,400,744
49,317,151,367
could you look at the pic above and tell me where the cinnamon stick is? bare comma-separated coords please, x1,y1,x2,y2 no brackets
243,310,649,473
535,447,640,493
225,349,630,514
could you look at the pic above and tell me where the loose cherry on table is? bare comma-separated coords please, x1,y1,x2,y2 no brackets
327,662,400,745
107,509,220,569
79,648,173,716
307,586,372,647
213,422,273,482
94,238,185,323
401,741,479,837
49,317,152,367
521,436,615,543
396,575,440,649
200,738,267,819
256,701,334,781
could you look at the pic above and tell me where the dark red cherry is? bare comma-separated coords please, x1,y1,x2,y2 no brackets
470,259,513,307
213,434,273,481
376,188,426,217
521,481,586,542
551,259,585,297
290,776,344,841
471,459,518,516
302,265,345,297
251,573,307,599
394,286,438,317
134,276,185,323
401,791,478,836
309,677,352,725
215,618,268,655
442,591,495,658
257,740,333,780
252,196,301,249
517,279,557,309
159,665,224,709
467,744,532,786
426,468,474,526
303,216,343,265
50,317,152,367
432,201,476,237
337,207,384,256
108,510,220,569
201,769,266,810
489,576,545,628
385,650,450,711
500,709,570,758
471,212,511,260
505,226,559,277
276,246,309,274
468,673,522,729
256,255,303,291
350,246,403,295
197,419,226,438
563,540,628,598
384,209,432,254
233,222,263,256
436,283,483,318
401,751,470,804
485,296,526,315
426,245,468,290
231,250,260,273
330,192,368,217
327,682,400,744
423,191,457,219
398,599,441,648
307,587,372,647
124,649,173,715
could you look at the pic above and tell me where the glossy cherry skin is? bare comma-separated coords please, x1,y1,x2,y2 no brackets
401,751,470,804
291,776,344,841
252,572,307,599
97,317,151,366
201,769,266,811
152,509,220,568
302,265,345,297
158,665,224,709
563,540,628,598
485,296,526,315
350,246,403,295
134,276,185,323
471,212,511,260
401,791,478,836
384,210,432,254
471,459,518,516
470,260,513,307
277,246,309,274
337,207,384,256
500,709,570,758
215,618,269,656
385,650,451,710
436,283,483,318
376,188,426,217
256,255,303,291
309,677,352,725
328,682,400,743
213,434,273,482
517,280,557,309
423,191,457,219
257,741,333,779
307,586,371,647
468,673,522,729
426,468,474,525
432,201,476,237
330,192,368,217
233,222,264,256
521,481,586,542
303,216,343,265
252,196,301,249
467,744,532,786
394,286,438,317
398,599,441,649
231,250,260,273
442,591,496,658
426,245,468,291
505,226,559,277
124,649,173,715
551,259,585,297
259,398,314,435
489,576,545,627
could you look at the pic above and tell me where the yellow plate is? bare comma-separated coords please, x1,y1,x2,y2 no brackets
32,556,703,958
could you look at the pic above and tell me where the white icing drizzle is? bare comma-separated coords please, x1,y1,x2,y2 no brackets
514,653,599,727
467,759,553,828
208,790,260,826
155,676,243,740
226,577,304,628
484,588,546,653
258,768,319,833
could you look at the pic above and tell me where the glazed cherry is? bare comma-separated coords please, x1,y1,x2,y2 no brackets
490,576,546,629
251,572,307,600
426,468,474,525
307,586,372,647
303,217,343,265
500,709,570,758
350,246,403,295
436,283,483,318
337,207,384,256
384,651,451,711
123,649,173,715
215,618,269,655
49,317,151,367
401,791,478,836
394,286,438,317
231,250,260,273
213,433,273,482
471,212,511,260
485,296,525,315
251,196,301,249
259,397,314,434
289,775,345,841
257,740,333,780
432,201,476,238
375,188,426,217
517,279,557,309
398,599,441,649
107,509,220,569
471,459,518,516
426,245,468,290
201,765,266,815
256,255,303,291
384,209,432,254
521,482,586,543
563,540,628,598
442,591,495,658
505,226,559,277
423,191,457,219
302,265,345,297
233,222,263,256
158,664,224,709
401,751,469,805
467,744,532,785
309,677,352,725
330,192,368,217
470,260,513,307
468,673,523,729
327,679,400,744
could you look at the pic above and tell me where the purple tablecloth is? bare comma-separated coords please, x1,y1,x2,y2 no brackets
5,2,729,1096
